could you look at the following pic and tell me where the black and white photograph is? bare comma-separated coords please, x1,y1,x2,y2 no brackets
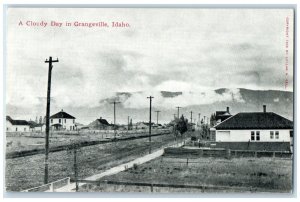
3,6,295,194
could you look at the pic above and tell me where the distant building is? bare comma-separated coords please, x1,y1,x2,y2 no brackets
215,107,232,124
6,116,30,132
210,105,293,151
135,122,154,130
34,123,46,132
50,109,76,131
88,117,112,130
28,120,46,132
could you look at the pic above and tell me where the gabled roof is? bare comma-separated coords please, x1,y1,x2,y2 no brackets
215,112,293,130
97,118,109,125
6,116,29,125
50,111,75,119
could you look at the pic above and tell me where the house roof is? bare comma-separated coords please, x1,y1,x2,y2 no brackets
50,111,75,119
51,123,62,127
97,118,109,125
6,116,29,125
215,112,293,130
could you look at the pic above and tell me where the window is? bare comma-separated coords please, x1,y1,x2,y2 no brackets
65,119,66,123
59,119,61,123
275,131,279,139
16,127,18,131
73,119,75,123
251,131,255,141
24,128,26,131
270,131,274,139
51,119,53,124
70,126,72,130
256,131,260,141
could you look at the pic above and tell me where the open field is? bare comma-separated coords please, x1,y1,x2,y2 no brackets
6,129,170,154
83,156,292,193
5,132,180,191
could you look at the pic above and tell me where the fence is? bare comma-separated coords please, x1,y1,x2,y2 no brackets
21,177,71,192
163,147,292,159
77,179,278,193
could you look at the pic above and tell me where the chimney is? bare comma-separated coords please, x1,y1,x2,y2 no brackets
100,117,102,119
61,109,63,112
263,105,266,113
226,107,229,113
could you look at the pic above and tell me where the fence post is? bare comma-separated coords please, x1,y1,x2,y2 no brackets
226,149,231,159
186,158,189,166
50,183,54,192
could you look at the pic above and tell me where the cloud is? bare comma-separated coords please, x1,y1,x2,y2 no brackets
6,8,293,113
122,88,244,109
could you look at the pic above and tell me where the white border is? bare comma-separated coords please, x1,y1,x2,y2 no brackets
1,0,299,201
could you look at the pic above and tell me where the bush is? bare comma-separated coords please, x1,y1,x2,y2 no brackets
133,163,138,170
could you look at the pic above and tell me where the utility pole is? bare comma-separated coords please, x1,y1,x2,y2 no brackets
190,111,193,124
73,145,79,192
44,56,58,184
198,113,201,122
128,116,130,130
176,106,182,118
147,96,154,143
155,110,160,125
110,101,121,139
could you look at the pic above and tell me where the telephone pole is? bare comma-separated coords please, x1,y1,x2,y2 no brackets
190,111,193,124
110,101,121,139
44,56,58,184
176,106,182,118
128,116,130,130
73,145,79,192
147,96,154,143
155,110,160,125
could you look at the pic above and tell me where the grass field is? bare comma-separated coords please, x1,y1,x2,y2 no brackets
6,129,169,153
83,156,292,193
5,132,178,191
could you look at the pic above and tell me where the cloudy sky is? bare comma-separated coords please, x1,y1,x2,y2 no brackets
6,8,294,123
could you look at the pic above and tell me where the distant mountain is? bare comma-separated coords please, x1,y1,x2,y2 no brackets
95,88,293,123
6,88,293,125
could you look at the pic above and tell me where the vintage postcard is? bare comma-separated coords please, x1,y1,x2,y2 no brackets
4,6,294,194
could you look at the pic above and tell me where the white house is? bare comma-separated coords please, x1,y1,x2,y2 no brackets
210,105,293,151
6,116,30,132
50,109,76,131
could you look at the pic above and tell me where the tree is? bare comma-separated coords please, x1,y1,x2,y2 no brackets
175,115,188,135
210,113,217,127
129,118,133,130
